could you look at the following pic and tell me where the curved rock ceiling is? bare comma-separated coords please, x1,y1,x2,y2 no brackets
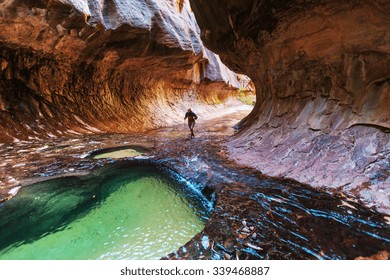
189,0,390,214
0,0,242,142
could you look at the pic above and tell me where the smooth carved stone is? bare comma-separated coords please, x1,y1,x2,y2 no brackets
0,0,245,142
189,0,390,214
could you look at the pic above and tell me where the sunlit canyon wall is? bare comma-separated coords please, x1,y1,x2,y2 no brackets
0,0,242,142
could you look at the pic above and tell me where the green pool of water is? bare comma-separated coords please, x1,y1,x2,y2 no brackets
93,148,143,159
0,165,208,260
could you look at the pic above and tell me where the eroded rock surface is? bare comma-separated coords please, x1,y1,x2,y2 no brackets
0,0,244,142
0,109,389,260
190,0,390,214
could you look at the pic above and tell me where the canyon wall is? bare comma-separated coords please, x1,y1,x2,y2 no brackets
0,0,242,142
190,0,390,213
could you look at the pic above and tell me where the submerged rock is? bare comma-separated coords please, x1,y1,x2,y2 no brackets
0,107,389,260
0,0,389,261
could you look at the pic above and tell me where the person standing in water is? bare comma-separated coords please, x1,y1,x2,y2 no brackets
184,108,198,138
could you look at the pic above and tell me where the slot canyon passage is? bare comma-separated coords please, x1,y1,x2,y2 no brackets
0,0,389,260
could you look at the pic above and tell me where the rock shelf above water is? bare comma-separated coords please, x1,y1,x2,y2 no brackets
0,0,389,259
0,110,389,260
189,0,390,214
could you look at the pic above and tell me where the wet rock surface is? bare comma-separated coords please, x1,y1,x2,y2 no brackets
189,0,390,214
1,109,389,260
0,0,389,260
0,0,245,142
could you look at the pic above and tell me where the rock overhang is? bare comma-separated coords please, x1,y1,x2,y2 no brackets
189,0,390,214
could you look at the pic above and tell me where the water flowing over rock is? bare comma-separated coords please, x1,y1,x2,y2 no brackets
0,0,243,142
0,0,389,262
189,0,390,214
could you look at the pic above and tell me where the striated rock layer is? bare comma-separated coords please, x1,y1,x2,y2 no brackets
0,0,243,142
190,0,390,213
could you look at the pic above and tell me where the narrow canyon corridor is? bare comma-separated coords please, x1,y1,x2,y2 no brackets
0,0,389,261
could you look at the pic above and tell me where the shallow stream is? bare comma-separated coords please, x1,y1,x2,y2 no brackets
0,108,389,260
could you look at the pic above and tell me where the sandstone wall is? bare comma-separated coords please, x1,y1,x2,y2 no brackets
0,0,242,142
190,0,390,213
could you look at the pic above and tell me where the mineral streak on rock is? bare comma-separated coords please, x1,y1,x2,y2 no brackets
189,0,390,214
0,0,244,143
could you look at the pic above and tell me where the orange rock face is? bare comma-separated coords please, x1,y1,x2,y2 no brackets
189,0,390,214
0,0,242,142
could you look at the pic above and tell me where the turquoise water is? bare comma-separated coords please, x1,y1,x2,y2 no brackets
0,165,208,260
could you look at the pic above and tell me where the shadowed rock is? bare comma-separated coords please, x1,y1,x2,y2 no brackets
189,0,390,214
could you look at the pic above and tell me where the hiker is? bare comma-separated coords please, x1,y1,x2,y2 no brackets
184,108,198,138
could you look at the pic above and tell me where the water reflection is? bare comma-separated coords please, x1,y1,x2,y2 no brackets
0,163,211,260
